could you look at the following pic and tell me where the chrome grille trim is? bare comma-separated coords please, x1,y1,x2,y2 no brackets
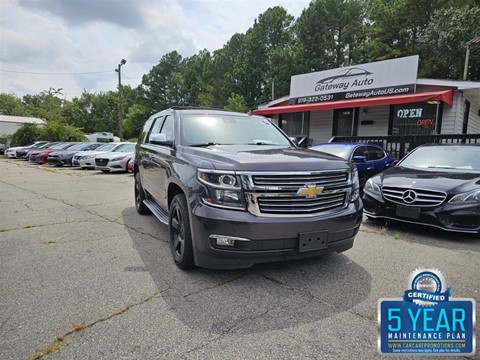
382,186,447,207
238,170,352,217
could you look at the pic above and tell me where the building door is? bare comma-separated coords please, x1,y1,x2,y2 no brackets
333,108,358,136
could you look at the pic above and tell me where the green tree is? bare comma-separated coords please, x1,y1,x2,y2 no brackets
418,6,480,80
181,50,213,106
23,88,65,122
294,0,366,71
39,121,85,141
142,51,184,112
209,33,246,107
122,103,150,139
0,93,28,116
11,123,40,145
364,0,451,61
224,93,249,113
234,6,296,106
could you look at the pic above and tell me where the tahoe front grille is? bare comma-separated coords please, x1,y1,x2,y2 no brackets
241,170,351,217
257,193,346,215
382,186,447,207
252,172,348,188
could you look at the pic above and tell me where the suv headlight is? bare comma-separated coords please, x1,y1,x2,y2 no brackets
83,154,95,159
350,168,360,202
197,169,245,209
364,176,382,195
449,189,480,204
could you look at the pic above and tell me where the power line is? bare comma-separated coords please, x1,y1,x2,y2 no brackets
0,69,112,75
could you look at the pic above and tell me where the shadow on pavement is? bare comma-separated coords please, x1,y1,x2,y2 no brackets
362,216,479,252
122,207,371,335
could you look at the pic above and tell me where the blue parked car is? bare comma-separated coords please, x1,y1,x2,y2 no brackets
309,142,397,187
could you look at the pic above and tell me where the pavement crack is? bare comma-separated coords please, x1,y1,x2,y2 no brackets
27,292,159,360
256,272,375,323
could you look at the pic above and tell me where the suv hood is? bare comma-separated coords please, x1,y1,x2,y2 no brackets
181,145,351,172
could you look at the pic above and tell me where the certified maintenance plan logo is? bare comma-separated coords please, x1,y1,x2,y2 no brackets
378,269,476,355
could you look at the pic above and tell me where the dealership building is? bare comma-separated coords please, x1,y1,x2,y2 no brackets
253,56,480,158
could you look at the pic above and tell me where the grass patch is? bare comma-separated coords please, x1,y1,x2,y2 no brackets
71,323,87,332
0,227,7,232
24,224,34,229
28,334,64,360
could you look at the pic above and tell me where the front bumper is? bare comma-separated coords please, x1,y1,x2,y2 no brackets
78,159,96,169
29,154,47,164
189,201,363,269
95,159,126,172
47,157,68,166
362,191,480,234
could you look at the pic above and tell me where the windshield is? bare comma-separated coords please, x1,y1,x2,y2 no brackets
399,146,480,172
67,143,91,151
49,143,69,149
181,114,292,147
113,143,135,152
95,143,118,151
311,144,351,159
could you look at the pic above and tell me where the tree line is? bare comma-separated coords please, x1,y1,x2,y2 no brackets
1,0,479,145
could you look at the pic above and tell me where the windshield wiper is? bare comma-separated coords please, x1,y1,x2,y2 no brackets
247,141,276,145
189,142,223,147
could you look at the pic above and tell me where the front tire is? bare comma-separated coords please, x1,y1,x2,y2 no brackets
169,194,194,270
134,172,150,215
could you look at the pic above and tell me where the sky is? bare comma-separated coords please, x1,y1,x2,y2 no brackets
0,0,311,100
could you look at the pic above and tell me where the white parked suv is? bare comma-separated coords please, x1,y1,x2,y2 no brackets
73,142,130,169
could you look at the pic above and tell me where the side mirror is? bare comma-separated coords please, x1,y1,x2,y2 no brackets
353,155,367,163
149,133,173,146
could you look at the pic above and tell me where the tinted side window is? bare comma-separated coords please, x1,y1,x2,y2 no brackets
352,146,366,158
160,115,174,142
146,116,164,143
367,146,386,161
141,118,154,143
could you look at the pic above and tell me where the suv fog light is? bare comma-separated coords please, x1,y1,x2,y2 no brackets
209,234,251,247
216,237,235,246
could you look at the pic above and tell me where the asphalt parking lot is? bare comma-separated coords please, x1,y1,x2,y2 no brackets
0,159,478,360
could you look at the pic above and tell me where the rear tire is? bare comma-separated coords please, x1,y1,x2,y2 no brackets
134,172,151,215
169,194,194,270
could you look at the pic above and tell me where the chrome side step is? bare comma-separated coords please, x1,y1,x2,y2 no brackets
143,198,169,225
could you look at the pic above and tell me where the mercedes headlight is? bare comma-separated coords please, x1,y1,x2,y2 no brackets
364,176,382,194
197,169,245,209
448,189,480,204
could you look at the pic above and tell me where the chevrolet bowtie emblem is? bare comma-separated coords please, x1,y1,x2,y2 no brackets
297,185,324,198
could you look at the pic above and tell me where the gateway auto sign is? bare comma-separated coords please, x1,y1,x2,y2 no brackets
289,55,419,105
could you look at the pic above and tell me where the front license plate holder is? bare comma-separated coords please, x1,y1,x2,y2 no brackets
298,231,328,252
396,205,420,219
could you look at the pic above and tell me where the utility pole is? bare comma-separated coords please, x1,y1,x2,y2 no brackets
463,37,480,80
115,59,126,139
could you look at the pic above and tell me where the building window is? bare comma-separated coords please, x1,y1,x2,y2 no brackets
280,112,310,140
391,102,439,135
462,100,470,134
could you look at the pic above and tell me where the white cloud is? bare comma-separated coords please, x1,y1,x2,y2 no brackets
0,0,309,99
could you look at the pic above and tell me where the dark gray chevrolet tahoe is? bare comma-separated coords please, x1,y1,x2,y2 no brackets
134,107,363,269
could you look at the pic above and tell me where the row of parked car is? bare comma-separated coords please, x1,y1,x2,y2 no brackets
4,141,136,173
